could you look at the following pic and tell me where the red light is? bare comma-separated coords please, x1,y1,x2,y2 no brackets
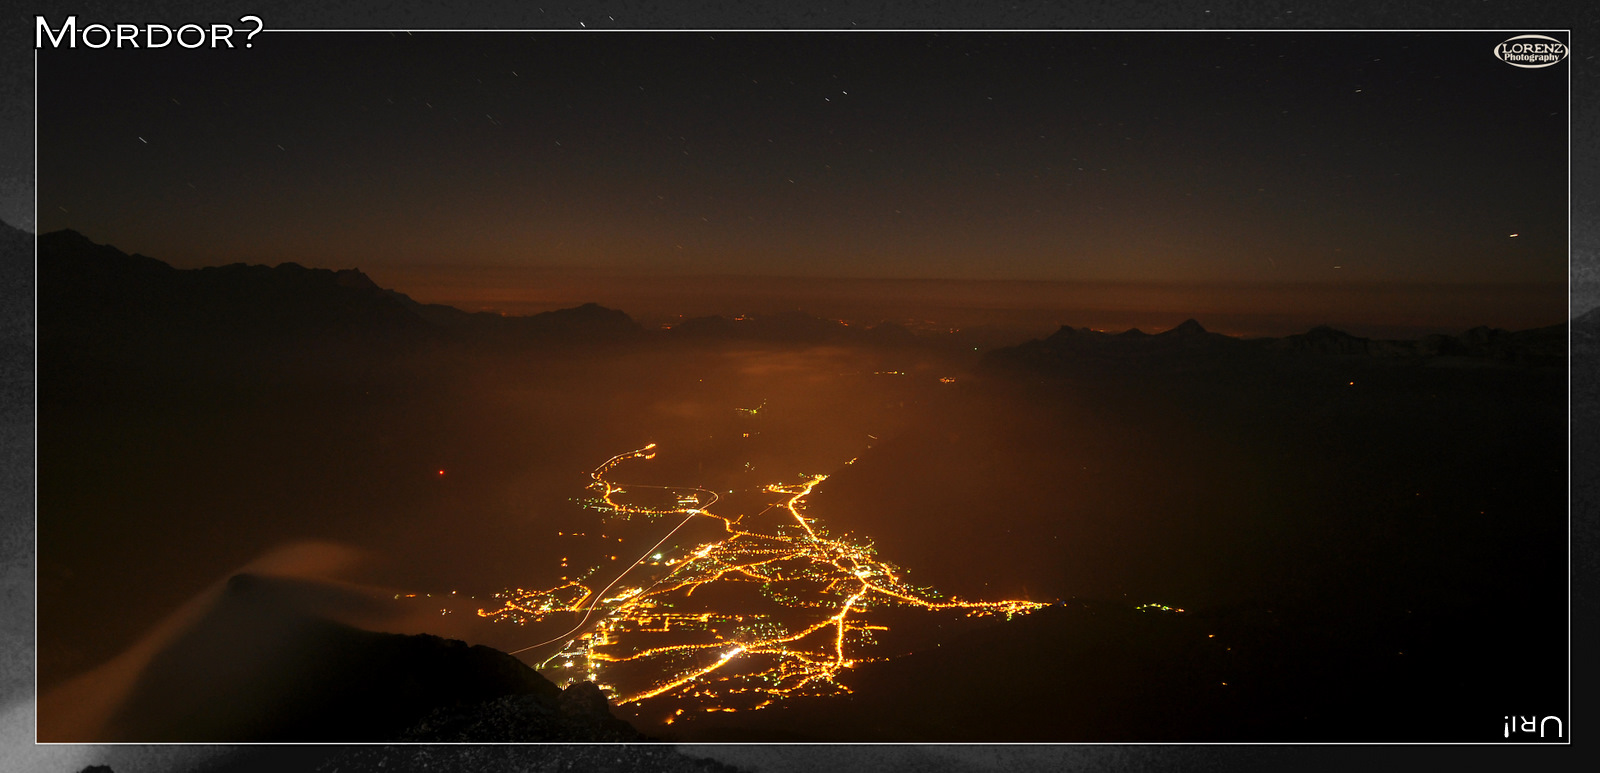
438,470,446,476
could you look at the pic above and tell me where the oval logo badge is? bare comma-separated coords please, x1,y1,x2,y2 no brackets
1494,34,1568,68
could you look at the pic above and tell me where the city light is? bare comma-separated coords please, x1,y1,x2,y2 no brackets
477,443,1047,715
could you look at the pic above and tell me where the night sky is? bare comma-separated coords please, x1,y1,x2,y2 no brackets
37,32,1566,319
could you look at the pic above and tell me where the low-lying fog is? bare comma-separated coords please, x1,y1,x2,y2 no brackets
40,306,1567,740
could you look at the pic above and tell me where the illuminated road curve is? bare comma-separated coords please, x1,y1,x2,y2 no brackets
507,444,719,656
479,443,1047,720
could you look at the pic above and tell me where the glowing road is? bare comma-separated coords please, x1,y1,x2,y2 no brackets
478,443,1046,722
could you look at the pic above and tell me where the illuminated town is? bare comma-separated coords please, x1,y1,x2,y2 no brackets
476,443,1047,722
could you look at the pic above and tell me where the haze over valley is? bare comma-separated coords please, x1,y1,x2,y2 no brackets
33,225,1570,742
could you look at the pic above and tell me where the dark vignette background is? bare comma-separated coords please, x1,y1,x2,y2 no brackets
1,2,1592,772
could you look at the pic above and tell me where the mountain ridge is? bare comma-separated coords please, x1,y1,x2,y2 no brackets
37,229,644,354
998,315,1566,370
32,229,1575,361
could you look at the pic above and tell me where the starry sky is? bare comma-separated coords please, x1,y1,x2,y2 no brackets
36,31,1566,312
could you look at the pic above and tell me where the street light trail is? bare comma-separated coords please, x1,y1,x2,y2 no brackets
511,445,717,655
479,443,1047,719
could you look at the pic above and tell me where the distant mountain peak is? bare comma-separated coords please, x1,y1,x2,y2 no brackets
330,268,380,291
1163,319,1207,336
42,227,92,243
40,228,174,274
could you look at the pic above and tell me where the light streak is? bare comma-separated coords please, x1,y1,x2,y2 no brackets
479,443,1047,716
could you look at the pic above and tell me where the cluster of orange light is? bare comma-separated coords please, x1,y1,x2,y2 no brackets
477,443,1046,717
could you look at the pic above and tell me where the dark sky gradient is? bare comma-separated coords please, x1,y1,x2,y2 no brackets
37,31,1566,325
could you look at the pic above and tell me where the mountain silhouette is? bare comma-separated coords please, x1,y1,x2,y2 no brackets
996,318,1564,370
40,570,639,742
1276,323,1565,364
1158,318,1208,337
38,230,429,356
38,230,643,358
